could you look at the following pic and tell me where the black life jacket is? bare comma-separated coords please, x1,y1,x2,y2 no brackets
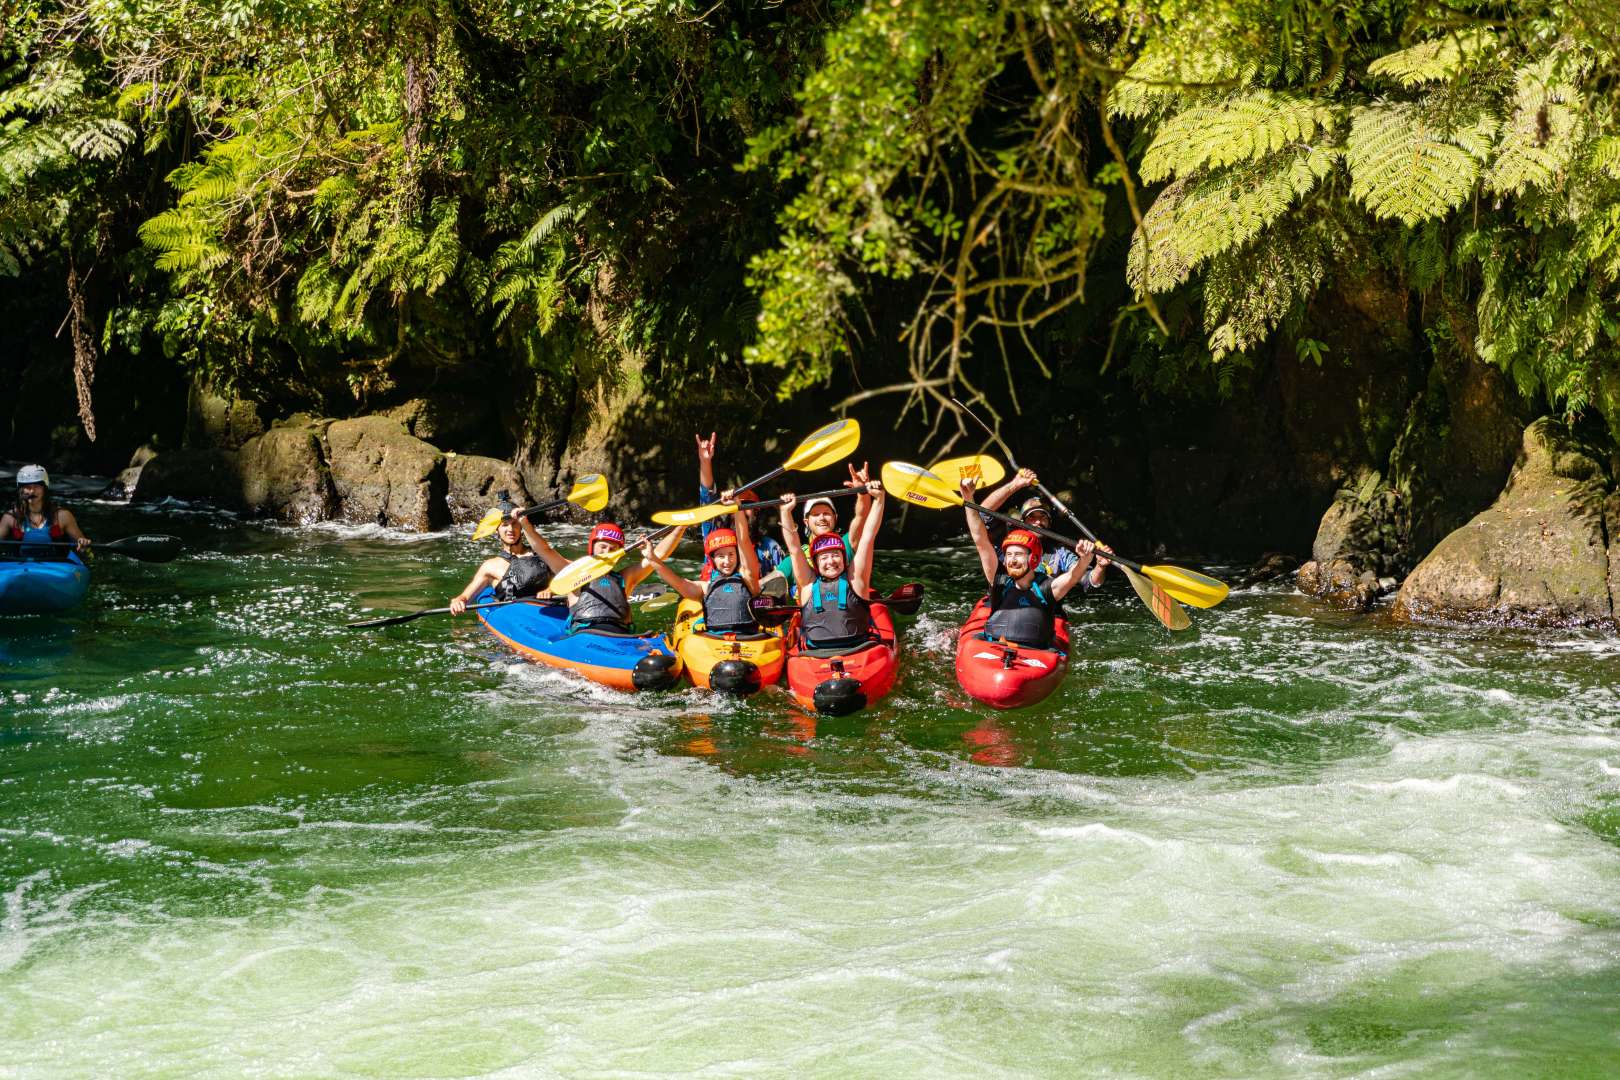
569,570,631,631
493,551,551,601
983,570,1058,647
703,570,758,634
799,574,871,650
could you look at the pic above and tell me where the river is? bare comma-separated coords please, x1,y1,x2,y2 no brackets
3,488,1619,1076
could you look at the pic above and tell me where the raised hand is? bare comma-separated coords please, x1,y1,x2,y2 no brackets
695,432,717,465
845,461,871,489
1012,467,1037,490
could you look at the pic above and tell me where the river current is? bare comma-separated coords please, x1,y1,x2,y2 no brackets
3,491,1619,1076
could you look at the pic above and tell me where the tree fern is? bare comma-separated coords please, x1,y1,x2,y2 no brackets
1346,103,1491,226
1366,30,1494,87
1139,91,1339,184
1201,223,1328,359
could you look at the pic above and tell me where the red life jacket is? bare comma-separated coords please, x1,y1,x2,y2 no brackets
9,513,64,541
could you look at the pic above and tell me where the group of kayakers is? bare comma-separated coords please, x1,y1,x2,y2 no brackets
445,434,1111,690
2,466,92,557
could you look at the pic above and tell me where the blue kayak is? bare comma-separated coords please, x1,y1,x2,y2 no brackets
0,552,91,615
473,588,681,691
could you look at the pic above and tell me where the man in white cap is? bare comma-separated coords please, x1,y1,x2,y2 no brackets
771,461,873,581
2,465,92,559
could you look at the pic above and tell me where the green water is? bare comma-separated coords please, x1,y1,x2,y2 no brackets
4,497,1620,1077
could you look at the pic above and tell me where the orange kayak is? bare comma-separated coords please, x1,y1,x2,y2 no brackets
784,602,899,715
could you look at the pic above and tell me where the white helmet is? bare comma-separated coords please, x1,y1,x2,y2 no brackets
15,464,49,487
801,496,837,519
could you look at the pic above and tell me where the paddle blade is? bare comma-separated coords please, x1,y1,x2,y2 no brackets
470,509,504,540
1140,564,1229,609
880,461,962,510
1123,565,1192,631
548,549,628,596
637,591,680,612
926,455,1005,489
101,535,183,562
883,582,925,615
650,501,735,527
782,418,860,473
568,474,610,513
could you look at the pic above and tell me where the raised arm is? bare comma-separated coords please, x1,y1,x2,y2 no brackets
844,461,871,543
515,511,568,573
734,505,760,591
961,479,1000,585
696,432,717,493
1050,540,1099,601
850,481,883,596
977,467,1036,514
777,494,813,589
638,538,703,601
625,526,687,591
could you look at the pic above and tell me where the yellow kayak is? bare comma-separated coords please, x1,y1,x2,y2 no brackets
670,600,788,695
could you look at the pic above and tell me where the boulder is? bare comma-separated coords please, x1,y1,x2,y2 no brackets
188,379,264,450
1393,418,1616,628
1240,552,1300,587
385,393,497,453
131,447,245,508
324,415,448,530
445,454,531,523
1296,558,1381,611
237,425,337,524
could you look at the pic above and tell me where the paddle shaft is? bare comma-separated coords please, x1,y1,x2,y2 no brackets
952,397,1107,545
349,586,671,628
0,535,178,561
961,496,1147,574
740,488,858,512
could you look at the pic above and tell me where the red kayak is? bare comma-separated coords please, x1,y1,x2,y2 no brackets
954,600,1070,710
785,602,899,715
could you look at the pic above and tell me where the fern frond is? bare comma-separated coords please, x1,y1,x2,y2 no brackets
1367,30,1493,87
62,117,134,162
1140,91,1338,183
1347,104,1485,226
1128,140,1339,294
1202,224,1328,359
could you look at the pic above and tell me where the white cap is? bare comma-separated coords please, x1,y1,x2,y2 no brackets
801,496,837,519
15,464,48,486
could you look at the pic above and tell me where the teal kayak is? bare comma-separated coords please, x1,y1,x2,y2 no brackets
0,552,91,615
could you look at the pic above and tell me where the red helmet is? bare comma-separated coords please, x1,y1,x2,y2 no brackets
588,522,625,549
704,528,738,556
1001,528,1043,564
810,534,844,558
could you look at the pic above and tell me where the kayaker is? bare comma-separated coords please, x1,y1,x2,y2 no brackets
2,465,91,559
778,480,885,650
447,496,565,615
977,468,1108,588
565,522,683,633
638,509,763,634
772,461,872,581
694,432,787,589
961,477,1107,649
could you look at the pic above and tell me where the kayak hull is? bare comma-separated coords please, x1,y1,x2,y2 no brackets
474,588,682,692
785,602,899,716
670,600,786,694
954,599,1070,710
0,554,90,615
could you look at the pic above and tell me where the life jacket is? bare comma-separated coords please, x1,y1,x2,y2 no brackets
703,570,758,634
10,513,64,559
799,574,871,650
983,570,1058,647
493,551,551,601
569,570,631,631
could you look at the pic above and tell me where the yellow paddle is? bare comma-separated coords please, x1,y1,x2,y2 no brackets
881,461,1229,609
470,474,610,541
651,487,859,528
949,398,1194,631
925,454,1006,489
547,524,681,597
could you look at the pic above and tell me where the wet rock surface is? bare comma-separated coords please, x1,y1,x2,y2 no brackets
1393,419,1617,628
324,416,448,531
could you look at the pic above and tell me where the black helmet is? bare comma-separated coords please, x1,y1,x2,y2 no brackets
1017,495,1050,521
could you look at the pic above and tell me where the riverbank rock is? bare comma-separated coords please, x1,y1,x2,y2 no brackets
1241,552,1300,587
237,424,337,524
445,454,532,523
1296,558,1384,610
324,416,448,530
129,447,242,506
1393,418,1617,628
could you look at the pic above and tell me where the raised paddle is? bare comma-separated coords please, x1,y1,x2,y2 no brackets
470,474,610,540
650,487,860,528
925,454,1006,489
881,462,1229,609
346,585,677,629
948,398,1195,631
545,524,682,597
731,418,862,495
0,534,182,563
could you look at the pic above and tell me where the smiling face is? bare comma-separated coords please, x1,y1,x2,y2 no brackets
1002,544,1033,577
497,519,521,547
711,546,739,575
592,539,621,557
814,548,845,579
805,505,836,536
